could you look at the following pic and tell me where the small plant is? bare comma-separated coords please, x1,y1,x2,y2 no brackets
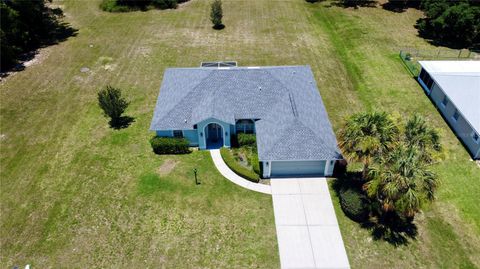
237,133,256,147
210,0,224,29
98,85,133,129
150,136,190,154
339,188,369,222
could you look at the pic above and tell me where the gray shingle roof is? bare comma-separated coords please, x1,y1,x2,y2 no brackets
150,65,342,161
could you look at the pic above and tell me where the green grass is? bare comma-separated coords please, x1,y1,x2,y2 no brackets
1,0,479,268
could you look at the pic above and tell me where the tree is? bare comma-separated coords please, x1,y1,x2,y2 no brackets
210,0,223,29
364,144,438,218
404,114,442,163
0,0,76,71
338,111,399,178
98,86,130,128
416,0,480,48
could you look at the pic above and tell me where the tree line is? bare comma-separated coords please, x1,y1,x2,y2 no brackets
335,0,480,49
1,0,76,72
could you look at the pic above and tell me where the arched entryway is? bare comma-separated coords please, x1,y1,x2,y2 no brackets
205,123,224,149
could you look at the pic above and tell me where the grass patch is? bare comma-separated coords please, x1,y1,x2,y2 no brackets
138,172,178,194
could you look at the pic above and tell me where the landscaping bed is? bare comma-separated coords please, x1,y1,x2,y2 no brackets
219,133,261,183
220,146,261,183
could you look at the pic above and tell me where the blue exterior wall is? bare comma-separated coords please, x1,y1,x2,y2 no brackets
156,129,198,146
154,117,234,149
156,130,172,137
197,118,232,149
183,129,199,146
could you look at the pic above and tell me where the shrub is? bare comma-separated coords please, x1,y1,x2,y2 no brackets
220,148,260,183
150,136,190,154
250,152,261,176
98,85,131,128
339,188,369,222
237,133,256,147
210,0,223,29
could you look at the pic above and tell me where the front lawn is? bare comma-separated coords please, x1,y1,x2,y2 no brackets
1,0,479,268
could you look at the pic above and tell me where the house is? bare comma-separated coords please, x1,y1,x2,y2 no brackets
150,64,342,178
418,61,480,159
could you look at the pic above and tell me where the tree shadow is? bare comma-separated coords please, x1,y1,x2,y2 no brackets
381,1,420,13
363,212,418,246
109,116,135,130
0,6,77,75
331,0,378,9
333,171,418,246
213,24,225,30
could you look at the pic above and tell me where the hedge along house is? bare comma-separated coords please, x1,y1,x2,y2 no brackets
150,64,342,178
418,61,480,159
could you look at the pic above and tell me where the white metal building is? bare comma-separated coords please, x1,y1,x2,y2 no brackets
418,61,480,159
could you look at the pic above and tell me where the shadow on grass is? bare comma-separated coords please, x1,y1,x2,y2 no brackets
213,24,225,30
109,116,135,129
333,171,418,246
381,1,420,13
331,0,377,9
1,11,77,75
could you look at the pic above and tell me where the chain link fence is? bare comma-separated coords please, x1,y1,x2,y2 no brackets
399,48,479,77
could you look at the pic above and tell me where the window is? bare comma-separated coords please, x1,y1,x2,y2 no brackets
419,69,434,90
441,96,448,107
473,132,479,144
173,130,183,138
452,110,460,121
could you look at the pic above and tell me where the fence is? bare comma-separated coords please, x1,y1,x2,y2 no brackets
399,48,479,77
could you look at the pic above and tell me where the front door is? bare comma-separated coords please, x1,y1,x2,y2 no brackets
206,123,223,148
209,124,220,141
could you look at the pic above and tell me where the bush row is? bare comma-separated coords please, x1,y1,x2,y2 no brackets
237,133,256,148
220,148,260,183
150,136,190,154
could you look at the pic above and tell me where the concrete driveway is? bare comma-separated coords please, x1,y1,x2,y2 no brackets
271,178,350,269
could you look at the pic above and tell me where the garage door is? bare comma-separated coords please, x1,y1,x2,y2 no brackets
270,160,326,177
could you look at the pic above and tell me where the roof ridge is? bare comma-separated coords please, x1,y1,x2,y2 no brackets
154,70,215,127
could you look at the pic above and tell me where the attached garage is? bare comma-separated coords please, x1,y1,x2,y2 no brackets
270,160,327,177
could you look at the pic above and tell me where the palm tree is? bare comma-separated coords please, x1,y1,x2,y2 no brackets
404,114,442,163
338,111,399,178
364,144,438,218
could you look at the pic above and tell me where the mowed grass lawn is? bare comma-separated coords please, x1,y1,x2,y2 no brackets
0,0,479,268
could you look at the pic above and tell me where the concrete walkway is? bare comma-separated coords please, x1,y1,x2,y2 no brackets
271,178,350,269
210,149,271,194
209,150,349,268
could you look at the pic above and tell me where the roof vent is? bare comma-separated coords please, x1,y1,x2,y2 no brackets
259,86,262,91
200,61,237,68
293,71,296,74
184,119,187,123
